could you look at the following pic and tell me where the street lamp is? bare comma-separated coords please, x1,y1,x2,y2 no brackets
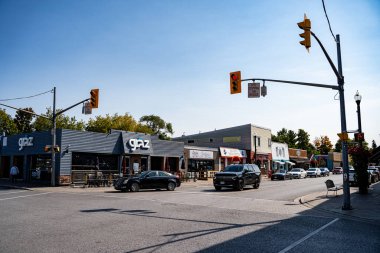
354,90,362,134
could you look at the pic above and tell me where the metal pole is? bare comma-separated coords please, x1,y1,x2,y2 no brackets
51,87,56,187
254,136,257,164
356,101,362,134
336,35,351,210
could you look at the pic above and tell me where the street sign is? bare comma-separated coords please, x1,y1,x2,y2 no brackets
337,132,348,141
82,102,92,115
248,83,260,98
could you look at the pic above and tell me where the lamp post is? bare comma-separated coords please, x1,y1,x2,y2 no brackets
354,90,362,136
253,134,257,164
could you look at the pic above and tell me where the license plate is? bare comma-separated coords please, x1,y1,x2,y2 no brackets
220,181,225,184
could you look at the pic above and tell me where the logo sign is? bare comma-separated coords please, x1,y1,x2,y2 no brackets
248,83,261,98
18,137,34,151
127,138,150,151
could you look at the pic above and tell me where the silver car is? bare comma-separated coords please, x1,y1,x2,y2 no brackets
289,168,307,179
306,168,321,177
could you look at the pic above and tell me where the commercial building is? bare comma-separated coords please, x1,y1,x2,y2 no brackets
0,129,183,185
174,124,272,174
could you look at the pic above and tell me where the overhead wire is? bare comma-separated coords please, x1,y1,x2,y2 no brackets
322,0,337,42
0,89,53,102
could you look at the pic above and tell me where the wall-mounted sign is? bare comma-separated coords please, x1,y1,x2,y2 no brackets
19,137,34,151
127,138,150,151
223,136,241,143
189,150,213,159
220,147,247,158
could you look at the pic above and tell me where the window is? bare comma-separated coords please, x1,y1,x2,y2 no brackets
209,138,213,143
187,140,194,144
257,137,261,147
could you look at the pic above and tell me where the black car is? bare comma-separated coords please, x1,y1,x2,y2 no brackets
114,170,181,192
271,170,293,180
213,164,261,191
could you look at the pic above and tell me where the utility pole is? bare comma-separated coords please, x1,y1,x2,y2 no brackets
51,87,57,186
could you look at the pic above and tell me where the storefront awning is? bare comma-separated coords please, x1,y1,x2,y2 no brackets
273,161,285,165
219,147,247,158
286,161,295,166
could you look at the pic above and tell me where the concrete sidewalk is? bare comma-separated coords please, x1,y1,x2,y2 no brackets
297,181,380,222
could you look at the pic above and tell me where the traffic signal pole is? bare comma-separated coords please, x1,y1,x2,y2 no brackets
241,33,351,210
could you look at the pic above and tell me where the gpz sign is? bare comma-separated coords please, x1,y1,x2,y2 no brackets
127,138,150,151
19,137,34,151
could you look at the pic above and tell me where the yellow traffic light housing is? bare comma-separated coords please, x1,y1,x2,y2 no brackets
230,71,241,94
298,14,311,51
90,89,99,109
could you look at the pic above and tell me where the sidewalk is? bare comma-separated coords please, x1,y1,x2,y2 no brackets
297,182,380,222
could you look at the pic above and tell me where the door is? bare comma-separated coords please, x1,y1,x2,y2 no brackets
140,171,158,189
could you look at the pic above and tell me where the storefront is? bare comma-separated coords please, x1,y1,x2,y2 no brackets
289,148,309,169
0,129,184,185
271,142,294,172
183,146,219,179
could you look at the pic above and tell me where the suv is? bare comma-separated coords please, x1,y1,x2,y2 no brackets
332,167,343,174
319,168,330,177
306,168,321,177
213,164,261,191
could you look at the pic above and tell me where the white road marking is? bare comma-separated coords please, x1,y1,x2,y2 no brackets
278,218,339,253
0,192,51,201
0,190,27,195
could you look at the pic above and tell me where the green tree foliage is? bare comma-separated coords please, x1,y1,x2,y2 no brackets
0,109,17,135
32,108,85,131
372,140,377,150
85,113,147,134
139,114,174,140
296,129,310,150
314,136,333,155
14,107,35,133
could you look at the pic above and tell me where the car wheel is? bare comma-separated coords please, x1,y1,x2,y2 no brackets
130,182,140,192
237,180,244,191
215,186,221,191
167,182,176,191
253,179,260,189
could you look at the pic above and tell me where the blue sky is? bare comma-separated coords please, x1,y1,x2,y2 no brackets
1,0,379,146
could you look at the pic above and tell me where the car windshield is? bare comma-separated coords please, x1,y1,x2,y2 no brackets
278,170,286,173
224,165,244,172
308,168,316,171
291,169,300,172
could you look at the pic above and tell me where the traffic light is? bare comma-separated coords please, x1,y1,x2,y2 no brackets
44,145,60,152
354,132,365,142
90,89,99,108
297,14,311,51
261,84,267,97
230,71,241,94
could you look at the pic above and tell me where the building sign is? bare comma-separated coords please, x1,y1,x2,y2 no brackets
189,150,213,159
220,147,247,158
271,142,289,161
127,138,150,151
223,136,241,143
18,136,34,151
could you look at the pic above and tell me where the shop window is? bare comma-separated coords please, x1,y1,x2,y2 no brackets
71,152,118,171
188,159,214,172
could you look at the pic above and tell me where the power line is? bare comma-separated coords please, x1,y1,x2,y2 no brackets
322,0,337,42
0,89,53,102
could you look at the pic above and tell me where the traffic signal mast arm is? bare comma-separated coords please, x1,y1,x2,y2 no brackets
241,78,339,90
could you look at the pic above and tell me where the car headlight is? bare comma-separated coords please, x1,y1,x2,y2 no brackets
232,176,238,180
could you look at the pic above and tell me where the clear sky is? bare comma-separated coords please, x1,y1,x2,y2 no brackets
1,0,379,146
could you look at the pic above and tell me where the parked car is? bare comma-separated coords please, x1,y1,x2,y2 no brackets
213,164,261,191
114,170,181,192
349,167,372,187
368,167,379,183
332,167,343,174
271,170,293,180
319,168,330,177
306,168,321,177
289,168,307,179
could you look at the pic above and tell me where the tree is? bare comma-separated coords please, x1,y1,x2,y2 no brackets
14,107,35,133
0,109,17,135
314,136,333,155
287,130,297,148
85,113,148,134
296,129,310,150
33,108,85,131
372,140,377,150
139,115,174,140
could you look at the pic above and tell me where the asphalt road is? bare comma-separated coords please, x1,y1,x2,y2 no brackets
0,174,379,253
